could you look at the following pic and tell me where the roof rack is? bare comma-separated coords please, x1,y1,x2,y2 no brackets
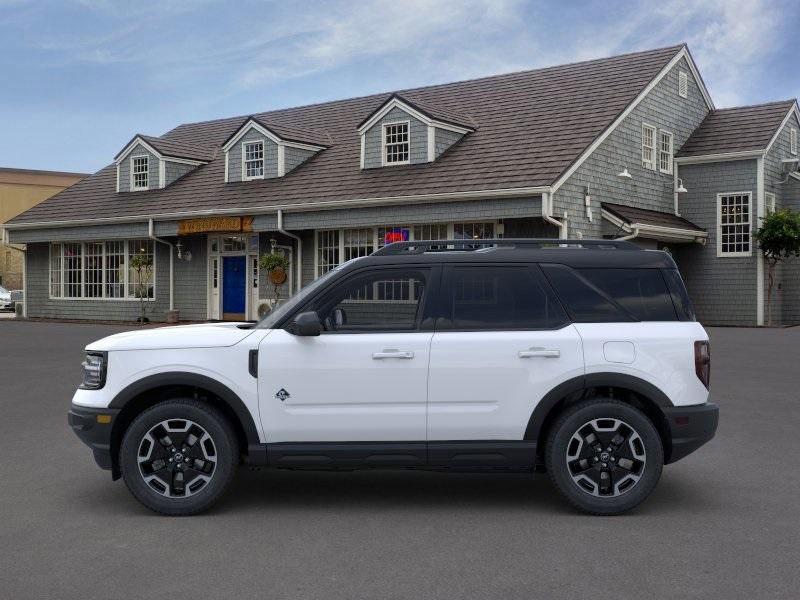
373,238,641,256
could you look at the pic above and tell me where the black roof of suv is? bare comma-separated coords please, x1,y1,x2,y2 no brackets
348,239,677,270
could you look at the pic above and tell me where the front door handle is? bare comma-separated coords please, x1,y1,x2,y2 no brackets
372,349,415,359
519,348,560,359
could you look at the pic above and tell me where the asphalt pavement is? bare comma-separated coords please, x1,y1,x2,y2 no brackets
0,320,798,599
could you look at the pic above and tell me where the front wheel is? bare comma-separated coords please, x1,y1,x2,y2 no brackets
545,399,663,515
120,399,239,515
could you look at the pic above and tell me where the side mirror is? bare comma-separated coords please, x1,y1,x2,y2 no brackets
290,311,322,336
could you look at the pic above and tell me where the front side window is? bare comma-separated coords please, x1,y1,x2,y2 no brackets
243,141,264,179
383,122,409,165
718,193,752,256
642,123,656,170
441,266,568,330
131,156,149,190
311,269,429,332
49,240,155,299
659,131,674,174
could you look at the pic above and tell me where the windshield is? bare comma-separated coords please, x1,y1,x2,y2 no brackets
256,261,348,329
0,285,8,295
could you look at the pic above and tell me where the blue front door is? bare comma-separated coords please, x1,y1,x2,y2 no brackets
222,256,246,316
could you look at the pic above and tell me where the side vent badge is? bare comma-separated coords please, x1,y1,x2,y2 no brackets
275,388,291,402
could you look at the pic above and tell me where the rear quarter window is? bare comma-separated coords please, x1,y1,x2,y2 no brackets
541,264,678,322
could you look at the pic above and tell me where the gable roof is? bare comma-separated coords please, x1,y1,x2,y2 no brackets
356,93,475,132
115,134,216,163
10,45,689,226
677,100,798,158
221,116,331,150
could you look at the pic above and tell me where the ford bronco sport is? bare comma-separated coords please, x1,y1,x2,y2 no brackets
68,239,718,515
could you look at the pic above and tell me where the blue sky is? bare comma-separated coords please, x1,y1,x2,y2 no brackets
1,0,798,173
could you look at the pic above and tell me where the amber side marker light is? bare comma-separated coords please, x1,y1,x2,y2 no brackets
96,415,112,424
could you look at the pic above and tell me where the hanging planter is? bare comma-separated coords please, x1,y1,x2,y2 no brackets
260,252,291,308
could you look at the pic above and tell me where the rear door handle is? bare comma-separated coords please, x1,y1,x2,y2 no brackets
372,350,415,359
519,348,560,359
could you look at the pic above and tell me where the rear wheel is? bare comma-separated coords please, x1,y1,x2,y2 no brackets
545,399,663,515
120,399,239,515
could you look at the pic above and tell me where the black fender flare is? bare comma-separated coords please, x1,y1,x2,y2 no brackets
523,372,673,441
109,372,261,445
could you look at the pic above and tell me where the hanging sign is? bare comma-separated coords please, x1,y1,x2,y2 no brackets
177,216,254,235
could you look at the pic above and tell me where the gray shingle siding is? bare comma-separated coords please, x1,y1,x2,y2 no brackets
25,241,171,322
555,58,709,239
164,161,195,186
173,235,208,321
226,128,279,182
434,128,463,159
363,107,427,168
9,223,150,244
765,111,800,325
673,160,758,326
284,146,317,174
118,143,159,192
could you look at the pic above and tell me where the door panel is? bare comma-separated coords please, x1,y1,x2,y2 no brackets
258,329,432,442
222,256,246,317
427,327,584,440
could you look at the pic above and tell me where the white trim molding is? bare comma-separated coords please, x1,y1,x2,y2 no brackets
756,158,765,326
716,190,754,258
221,118,326,153
764,104,800,155
381,120,411,167
356,96,474,136
114,135,207,167
675,150,764,165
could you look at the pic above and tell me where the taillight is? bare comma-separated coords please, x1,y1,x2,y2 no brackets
694,340,710,389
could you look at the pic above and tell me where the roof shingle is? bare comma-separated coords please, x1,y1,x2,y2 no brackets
11,45,686,225
602,202,705,232
677,100,796,157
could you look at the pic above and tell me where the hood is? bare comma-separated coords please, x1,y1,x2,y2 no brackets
86,322,257,352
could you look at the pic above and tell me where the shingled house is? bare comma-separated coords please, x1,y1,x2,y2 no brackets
3,44,799,325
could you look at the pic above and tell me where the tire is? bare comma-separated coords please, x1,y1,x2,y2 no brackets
120,399,239,516
545,398,663,515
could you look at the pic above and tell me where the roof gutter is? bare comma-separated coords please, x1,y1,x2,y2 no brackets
615,226,639,242
4,185,553,231
277,209,303,292
148,219,174,312
541,191,566,237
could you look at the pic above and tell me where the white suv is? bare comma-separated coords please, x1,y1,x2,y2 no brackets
68,239,718,515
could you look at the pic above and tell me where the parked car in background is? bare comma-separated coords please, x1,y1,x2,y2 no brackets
0,285,13,311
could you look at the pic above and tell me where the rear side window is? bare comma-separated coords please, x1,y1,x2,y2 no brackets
440,266,568,330
577,268,677,321
541,264,633,322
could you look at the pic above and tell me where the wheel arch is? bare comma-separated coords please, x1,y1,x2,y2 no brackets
108,372,262,480
525,373,674,466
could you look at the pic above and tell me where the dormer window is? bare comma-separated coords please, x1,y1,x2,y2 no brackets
131,156,149,190
243,141,265,179
383,122,410,165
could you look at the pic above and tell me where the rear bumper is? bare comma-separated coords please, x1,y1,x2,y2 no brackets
68,404,120,471
664,402,719,464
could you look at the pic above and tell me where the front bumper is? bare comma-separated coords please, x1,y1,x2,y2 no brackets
663,402,719,464
68,404,120,471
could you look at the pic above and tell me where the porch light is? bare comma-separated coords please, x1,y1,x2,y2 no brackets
675,178,688,194
617,167,633,180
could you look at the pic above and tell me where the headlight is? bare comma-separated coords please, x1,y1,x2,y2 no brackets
80,352,107,390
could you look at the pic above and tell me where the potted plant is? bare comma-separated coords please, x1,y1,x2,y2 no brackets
129,251,154,324
259,252,291,309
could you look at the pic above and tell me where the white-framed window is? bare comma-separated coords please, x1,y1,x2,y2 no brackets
717,192,752,257
131,156,149,190
642,123,656,170
765,192,776,214
659,131,674,174
316,222,496,277
383,121,410,165
49,239,155,300
678,70,688,99
243,141,265,179
790,127,797,155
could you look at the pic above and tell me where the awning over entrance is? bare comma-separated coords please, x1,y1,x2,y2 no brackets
601,203,707,244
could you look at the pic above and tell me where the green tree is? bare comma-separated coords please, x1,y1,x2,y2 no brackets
754,208,800,326
129,251,153,324
259,252,291,308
